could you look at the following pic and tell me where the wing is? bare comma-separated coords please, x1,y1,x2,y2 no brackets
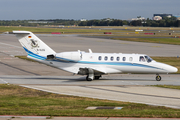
59,66,121,75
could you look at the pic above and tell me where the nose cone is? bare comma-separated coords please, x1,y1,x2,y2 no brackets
167,66,178,73
154,62,178,73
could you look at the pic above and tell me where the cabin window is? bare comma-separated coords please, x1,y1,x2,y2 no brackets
104,56,108,61
98,56,102,61
123,57,126,61
129,57,133,61
110,56,114,61
139,56,145,62
117,57,120,61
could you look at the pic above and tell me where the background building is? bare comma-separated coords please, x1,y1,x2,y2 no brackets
153,14,172,19
80,19,87,21
174,15,180,20
153,16,162,21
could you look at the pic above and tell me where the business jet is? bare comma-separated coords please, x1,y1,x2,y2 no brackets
9,31,178,81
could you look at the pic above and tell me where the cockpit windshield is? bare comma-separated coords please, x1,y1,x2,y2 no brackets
145,56,153,62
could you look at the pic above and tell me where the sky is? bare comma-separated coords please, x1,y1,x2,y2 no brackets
0,0,179,20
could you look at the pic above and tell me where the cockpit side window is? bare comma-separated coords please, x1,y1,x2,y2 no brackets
145,56,153,62
139,56,145,62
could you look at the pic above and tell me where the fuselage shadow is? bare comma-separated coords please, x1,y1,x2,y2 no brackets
0,76,156,82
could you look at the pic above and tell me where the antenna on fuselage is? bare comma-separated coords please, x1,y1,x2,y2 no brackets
89,49,92,53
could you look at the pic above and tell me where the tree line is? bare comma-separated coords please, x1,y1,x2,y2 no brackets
0,19,78,26
0,18,179,27
78,19,129,26
130,17,180,27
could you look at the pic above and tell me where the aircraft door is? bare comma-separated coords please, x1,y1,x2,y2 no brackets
129,57,133,64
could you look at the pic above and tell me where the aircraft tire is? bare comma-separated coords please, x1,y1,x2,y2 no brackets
94,76,100,80
86,76,93,81
156,75,161,81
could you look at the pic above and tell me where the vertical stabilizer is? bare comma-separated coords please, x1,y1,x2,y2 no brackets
13,31,56,58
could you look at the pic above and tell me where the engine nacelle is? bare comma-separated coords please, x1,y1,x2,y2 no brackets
55,51,82,61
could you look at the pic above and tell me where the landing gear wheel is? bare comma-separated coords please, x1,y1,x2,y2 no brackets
86,76,93,81
156,75,161,81
94,75,101,80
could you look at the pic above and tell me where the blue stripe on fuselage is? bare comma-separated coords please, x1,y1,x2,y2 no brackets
23,47,46,60
22,47,162,70
78,61,162,70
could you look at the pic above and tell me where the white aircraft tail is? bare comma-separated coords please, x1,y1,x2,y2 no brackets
12,31,56,60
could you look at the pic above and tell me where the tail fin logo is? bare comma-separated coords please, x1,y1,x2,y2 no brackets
30,39,39,48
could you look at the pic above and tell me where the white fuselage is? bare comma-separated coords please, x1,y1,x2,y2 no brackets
28,51,178,75
11,30,178,81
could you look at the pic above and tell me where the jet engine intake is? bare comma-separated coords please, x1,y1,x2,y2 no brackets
55,51,82,61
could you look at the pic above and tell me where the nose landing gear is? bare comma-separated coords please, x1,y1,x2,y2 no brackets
156,74,161,81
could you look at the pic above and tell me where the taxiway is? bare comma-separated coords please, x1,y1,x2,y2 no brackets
0,34,180,109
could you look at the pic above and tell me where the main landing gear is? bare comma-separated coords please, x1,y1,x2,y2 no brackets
86,75,102,81
85,68,102,81
94,75,101,80
86,75,93,81
156,74,161,81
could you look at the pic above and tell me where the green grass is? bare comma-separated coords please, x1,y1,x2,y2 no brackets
113,38,180,45
2,26,180,45
153,85,180,90
0,84,180,117
15,56,38,62
1,26,179,35
0,26,129,34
